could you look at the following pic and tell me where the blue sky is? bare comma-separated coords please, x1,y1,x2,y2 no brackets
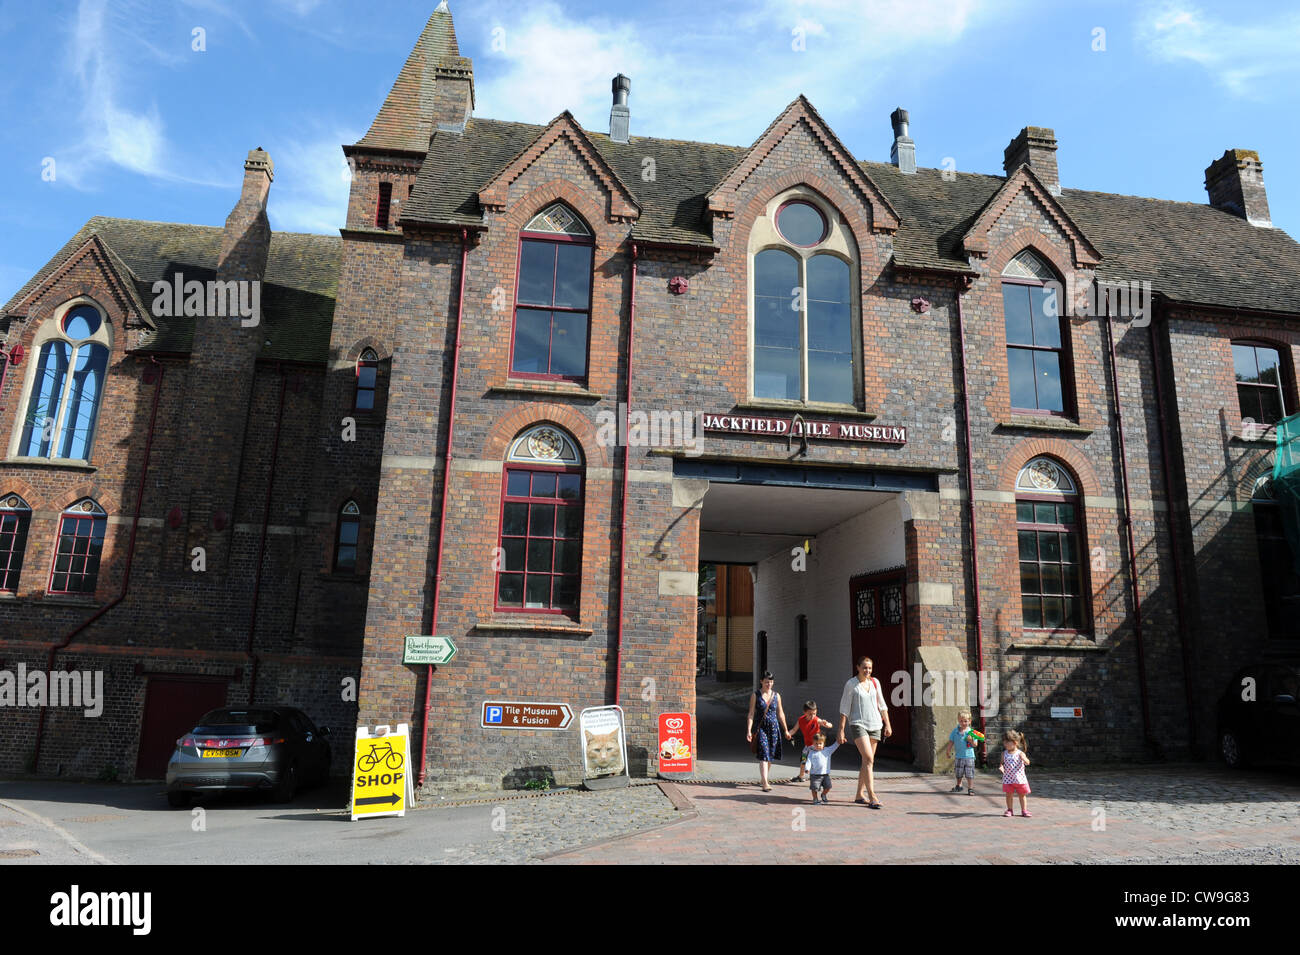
2,0,1299,305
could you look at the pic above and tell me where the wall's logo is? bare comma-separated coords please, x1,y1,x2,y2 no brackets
49,886,151,935
1042,275,1153,327
150,272,261,328
665,716,685,732
0,665,103,717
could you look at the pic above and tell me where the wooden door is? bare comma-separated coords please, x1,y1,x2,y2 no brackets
848,572,910,758
135,678,229,779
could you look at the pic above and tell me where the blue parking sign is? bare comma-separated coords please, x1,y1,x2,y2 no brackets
485,705,503,724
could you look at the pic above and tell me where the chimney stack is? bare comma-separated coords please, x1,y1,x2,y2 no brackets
1003,126,1059,195
217,147,274,282
1205,149,1272,227
890,108,916,175
610,74,631,143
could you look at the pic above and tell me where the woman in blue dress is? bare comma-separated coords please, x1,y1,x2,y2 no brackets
746,671,791,791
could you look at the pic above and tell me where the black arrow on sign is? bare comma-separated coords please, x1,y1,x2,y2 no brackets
355,793,401,807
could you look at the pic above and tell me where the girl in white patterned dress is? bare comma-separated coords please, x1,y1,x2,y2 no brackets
1001,730,1031,817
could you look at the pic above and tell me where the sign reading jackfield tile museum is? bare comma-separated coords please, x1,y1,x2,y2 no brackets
702,413,907,444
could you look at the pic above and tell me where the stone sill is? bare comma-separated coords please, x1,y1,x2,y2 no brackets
2,457,98,472
733,400,878,419
1229,434,1275,447
487,382,602,401
40,596,100,608
473,620,593,637
996,417,1093,436
1008,636,1104,652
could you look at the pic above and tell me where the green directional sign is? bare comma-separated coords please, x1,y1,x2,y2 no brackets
403,635,458,665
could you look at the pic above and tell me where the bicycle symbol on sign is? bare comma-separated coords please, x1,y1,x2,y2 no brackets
357,740,404,773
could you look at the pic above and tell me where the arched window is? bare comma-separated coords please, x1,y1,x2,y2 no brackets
752,196,856,405
497,425,584,613
49,498,106,596
510,203,593,382
16,303,111,461
1232,340,1287,428
334,500,361,573
1002,249,1070,415
1015,457,1088,633
354,349,379,412
0,493,31,594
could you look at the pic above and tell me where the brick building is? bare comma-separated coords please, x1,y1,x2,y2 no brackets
3,4,1299,788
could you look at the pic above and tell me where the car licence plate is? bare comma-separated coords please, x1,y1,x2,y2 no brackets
201,749,243,758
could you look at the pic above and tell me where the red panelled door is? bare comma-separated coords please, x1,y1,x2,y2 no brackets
848,572,910,758
135,679,229,779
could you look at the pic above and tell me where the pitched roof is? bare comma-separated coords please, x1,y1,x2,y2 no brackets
2,218,340,364
355,8,461,153
405,114,1300,313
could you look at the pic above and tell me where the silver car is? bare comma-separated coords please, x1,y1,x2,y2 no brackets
165,706,332,807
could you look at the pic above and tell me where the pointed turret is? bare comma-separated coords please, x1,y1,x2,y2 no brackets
356,3,474,153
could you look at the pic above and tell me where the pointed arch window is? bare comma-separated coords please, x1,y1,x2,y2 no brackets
752,196,856,405
16,304,111,461
355,349,379,412
510,203,593,382
49,498,107,596
1002,249,1072,415
497,425,584,613
334,500,361,573
0,493,31,594
1016,458,1088,634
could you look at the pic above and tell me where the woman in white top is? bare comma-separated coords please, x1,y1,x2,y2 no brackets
836,655,892,808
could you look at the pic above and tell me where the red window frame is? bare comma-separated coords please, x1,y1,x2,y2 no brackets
494,464,583,615
508,227,594,383
334,506,360,574
1002,275,1075,418
48,509,106,597
1016,492,1091,635
376,182,392,230
354,350,378,412
0,503,31,594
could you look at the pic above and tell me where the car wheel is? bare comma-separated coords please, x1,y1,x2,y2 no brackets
272,762,298,803
167,790,190,808
1220,729,1248,769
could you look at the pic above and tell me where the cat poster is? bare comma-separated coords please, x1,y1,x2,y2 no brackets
579,705,629,781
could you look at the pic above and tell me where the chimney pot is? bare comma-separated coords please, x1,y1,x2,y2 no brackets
889,107,916,175
609,74,631,143
1205,149,1272,227
1003,126,1059,195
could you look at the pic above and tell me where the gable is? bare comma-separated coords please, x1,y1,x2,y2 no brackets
708,97,899,234
962,166,1100,268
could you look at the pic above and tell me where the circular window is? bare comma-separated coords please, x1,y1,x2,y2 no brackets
61,305,102,340
776,200,828,247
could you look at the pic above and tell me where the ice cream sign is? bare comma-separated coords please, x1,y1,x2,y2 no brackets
657,712,693,775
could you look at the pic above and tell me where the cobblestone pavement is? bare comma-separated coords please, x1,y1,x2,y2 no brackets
422,783,683,864
548,763,1300,864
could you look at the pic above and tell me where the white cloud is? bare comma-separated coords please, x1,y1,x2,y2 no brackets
1139,2,1300,95
61,0,225,188
265,132,358,234
472,0,998,146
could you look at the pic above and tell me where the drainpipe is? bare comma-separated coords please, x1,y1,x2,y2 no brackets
33,357,165,771
417,227,470,787
952,281,988,751
244,362,289,704
1147,301,1197,754
613,242,638,705
1101,308,1157,754
0,347,10,407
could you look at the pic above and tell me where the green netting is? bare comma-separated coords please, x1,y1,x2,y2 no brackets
1271,412,1300,574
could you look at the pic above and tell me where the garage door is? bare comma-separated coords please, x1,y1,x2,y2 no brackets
135,679,229,779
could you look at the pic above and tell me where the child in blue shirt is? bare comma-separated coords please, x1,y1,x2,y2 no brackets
805,733,839,804
945,710,977,795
